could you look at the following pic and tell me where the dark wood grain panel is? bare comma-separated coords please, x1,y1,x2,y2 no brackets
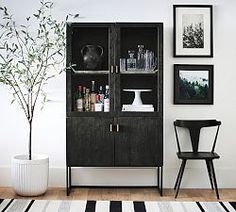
115,117,163,166
67,117,114,166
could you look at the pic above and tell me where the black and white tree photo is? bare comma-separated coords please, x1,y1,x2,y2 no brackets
182,14,204,48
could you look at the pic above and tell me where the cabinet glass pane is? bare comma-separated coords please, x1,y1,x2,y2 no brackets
119,74,158,112
119,27,159,72
71,27,110,71
71,74,112,113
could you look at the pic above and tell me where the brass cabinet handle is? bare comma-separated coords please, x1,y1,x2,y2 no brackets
111,65,114,73
116,124,120,132
109,124,113,132
115,65,119,74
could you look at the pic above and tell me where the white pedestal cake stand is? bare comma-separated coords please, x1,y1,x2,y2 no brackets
123,89,152,105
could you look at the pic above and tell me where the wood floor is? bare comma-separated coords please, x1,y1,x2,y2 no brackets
1,187,236,201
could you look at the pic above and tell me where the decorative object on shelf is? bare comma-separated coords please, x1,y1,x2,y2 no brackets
0,0,77,196
81,44,103,70
174,64,214,104
144,50,155,71
122,104,154,112
126,50,136,71
122,89,154,112
173,5,213,57
120,47,157,73
120,58,126,72
137,44,145,69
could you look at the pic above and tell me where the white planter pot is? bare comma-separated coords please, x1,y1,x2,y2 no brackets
11,154,49,196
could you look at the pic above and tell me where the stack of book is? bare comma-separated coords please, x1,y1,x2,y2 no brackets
122,104,154,112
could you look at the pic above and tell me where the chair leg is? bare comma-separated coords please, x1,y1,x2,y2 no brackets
206,160,214,190
209,160,220,199
174,160,185,190
175,159,187,198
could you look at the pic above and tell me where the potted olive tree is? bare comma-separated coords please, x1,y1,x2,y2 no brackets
0,1,74,196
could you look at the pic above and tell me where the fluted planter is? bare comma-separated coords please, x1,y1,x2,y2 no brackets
11,154,49,196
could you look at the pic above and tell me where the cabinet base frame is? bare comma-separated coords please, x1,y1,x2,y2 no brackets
66,166,163,196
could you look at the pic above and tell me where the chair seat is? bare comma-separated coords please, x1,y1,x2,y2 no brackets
177,152,220,160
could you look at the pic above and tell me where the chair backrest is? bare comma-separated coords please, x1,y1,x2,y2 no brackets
174,120,221,153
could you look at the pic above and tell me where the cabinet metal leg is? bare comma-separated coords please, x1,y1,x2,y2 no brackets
66,166,69,196
157,166,163,196
69,166,72,189
160,166,163,196
66,166,71,196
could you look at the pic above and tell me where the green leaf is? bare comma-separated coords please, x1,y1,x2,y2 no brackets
74,14,79,18
33,14,39,18
10,99,15,104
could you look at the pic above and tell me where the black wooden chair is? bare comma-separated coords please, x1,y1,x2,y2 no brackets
173,119,221,199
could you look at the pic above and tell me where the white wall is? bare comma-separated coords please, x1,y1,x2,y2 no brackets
1,0,236,188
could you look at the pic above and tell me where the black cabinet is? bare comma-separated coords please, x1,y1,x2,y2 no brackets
66,23,163,195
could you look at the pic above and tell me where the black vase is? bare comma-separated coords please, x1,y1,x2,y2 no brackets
81,45,103,70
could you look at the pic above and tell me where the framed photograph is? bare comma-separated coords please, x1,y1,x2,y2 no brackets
174,64,214,104
173,5,213,57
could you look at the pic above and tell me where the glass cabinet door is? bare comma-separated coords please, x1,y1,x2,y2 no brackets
66,23,116,115
114,23,163,115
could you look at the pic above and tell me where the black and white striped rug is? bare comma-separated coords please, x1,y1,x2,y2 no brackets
0,199,236,212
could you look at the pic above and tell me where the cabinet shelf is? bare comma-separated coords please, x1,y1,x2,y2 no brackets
119,111,160,117
120,69,158,74
73,70,110,75
69,111,112,117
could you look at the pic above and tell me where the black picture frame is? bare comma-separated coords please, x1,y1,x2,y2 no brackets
173,5,213,57
174,64,214,104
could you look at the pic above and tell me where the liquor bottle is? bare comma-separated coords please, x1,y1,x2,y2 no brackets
90,81,96,112
137,44,145,69
76,85,83,112
84,88,90,112
127,50,136,71
82,86,86,111
98,85,104,104
95,94,103,112
104,85,110,112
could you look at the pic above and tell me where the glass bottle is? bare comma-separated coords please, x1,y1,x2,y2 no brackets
127,50,136,71
144,50,151,71
90,81,96,112
137,45,145,69
76,85,83,112
95,94,103,112
84,88,90,112
98,85,104,104
82,86,86,111
104,85,110,112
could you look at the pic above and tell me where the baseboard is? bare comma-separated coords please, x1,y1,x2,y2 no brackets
0,166,236,188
